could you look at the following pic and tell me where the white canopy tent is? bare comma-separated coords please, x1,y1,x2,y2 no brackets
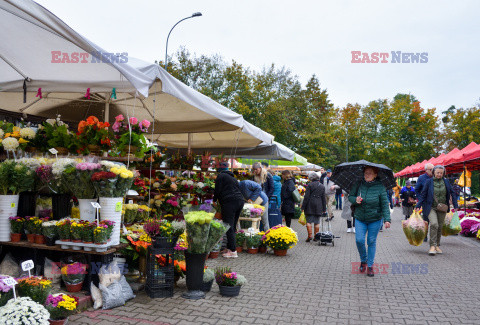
0,0,273,148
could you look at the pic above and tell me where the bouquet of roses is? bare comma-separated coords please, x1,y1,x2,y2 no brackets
45,293,78,321
91,161,134,197
62,162,101,199
61,262,87,285
184,211,213,254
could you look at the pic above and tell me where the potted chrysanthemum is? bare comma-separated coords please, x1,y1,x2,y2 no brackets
0,297,50,325
45,293,78,325
262,225,298,256
214,266,247,297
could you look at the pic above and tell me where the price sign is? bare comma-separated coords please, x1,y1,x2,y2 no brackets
22,260,34,277
3,277,17,287
115,202,122,212
48,148,58,155
91,202,101,209
10,202,15,208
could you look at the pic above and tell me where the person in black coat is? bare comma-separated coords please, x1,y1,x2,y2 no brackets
301,172,327,242
280,170,296,227
213,163,245,258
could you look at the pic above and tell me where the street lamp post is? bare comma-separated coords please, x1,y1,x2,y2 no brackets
165,12,202,71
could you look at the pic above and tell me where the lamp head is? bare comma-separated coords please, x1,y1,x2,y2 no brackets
192,12,202,17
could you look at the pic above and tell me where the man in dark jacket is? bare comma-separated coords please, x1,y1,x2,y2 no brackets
415,163,434,241
213,163,245,258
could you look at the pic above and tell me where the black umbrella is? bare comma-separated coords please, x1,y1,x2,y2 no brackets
330,160,396,193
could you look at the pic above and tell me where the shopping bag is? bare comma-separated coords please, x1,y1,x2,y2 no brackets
442,211,461,236
298,212,306,226
458,169,471,187
402,210,428,246
292,189,302,203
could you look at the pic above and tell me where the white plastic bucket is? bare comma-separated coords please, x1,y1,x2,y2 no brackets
0,195,19,241
78,199,98,222
99,197,123,245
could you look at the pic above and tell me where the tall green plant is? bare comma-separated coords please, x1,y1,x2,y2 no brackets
0,161,35,195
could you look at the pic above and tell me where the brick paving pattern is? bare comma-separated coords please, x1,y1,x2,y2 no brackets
70,207,480,324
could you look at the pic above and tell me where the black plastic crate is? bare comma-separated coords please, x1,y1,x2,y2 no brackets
146,284,174,298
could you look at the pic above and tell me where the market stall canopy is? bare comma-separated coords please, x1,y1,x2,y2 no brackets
299,163,323,171
0,0,273,147
444,142,478,166
0,0,151,96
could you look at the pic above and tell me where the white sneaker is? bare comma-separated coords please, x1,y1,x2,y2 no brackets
347,228,352,233
353,227,356,233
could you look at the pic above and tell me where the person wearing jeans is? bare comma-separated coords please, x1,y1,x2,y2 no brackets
349,166,391,277
335,188,343,210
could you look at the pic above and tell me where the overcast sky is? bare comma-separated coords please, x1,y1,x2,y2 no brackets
36,0,480,113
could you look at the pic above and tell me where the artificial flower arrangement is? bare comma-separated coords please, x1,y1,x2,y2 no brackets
112,114,150,158
262,225,298,251
0,160,35,194
61,262,87,286
45,293,78,321
0,297,50,325
62,161,101,199
9,216,25,234
0,275,14,307
91,161,134,197
16,276,52,304
214,266,247,287
42,115,77,153
76,116,111,154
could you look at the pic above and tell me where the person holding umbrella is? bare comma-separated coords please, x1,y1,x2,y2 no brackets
331,160,394,277
349,166,391,276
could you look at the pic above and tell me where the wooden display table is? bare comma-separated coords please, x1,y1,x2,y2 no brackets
237,217,262,232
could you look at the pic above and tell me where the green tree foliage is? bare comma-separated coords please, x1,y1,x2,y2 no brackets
162,49,473,172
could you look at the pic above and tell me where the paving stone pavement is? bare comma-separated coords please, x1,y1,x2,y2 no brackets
70,207,480,325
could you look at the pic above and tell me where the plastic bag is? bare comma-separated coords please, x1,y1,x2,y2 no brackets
298,212,306,226
442,211,461,236
402,210,428,246
458,169,471,187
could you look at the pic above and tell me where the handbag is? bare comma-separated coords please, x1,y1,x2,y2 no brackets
292,189,301,203
434,195,449,212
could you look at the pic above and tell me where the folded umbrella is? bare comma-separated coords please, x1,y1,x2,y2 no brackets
330,160,396,193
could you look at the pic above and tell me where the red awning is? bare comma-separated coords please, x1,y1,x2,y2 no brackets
444,142,478,166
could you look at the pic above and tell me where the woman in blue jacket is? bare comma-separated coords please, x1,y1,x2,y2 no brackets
239,180,269,230
415,165,458,256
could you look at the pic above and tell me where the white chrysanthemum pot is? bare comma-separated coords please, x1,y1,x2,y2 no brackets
0,195,19,241
99,197,123,245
